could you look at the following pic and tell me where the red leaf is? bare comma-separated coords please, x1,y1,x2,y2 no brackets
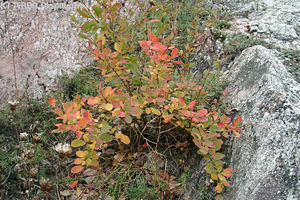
163,114,173,123
83,110,89,119
178,96,185,107
172,61,184,65
164,74,172,81
111,99,120,109
148,30,161,42
234,116,242,126
218,123,225,129
111,52,119,58
49,97,56,107
196,109,207,117
76,131,83,139
56,124,66,131
119,112,125,117
71,166,84,174
187,100,196,110
149,19,160,23
142,142,148,148
139,41,152,48
69,181,78,189
182,110,193,118
171,48,179,59
192,117,200,123
206,141,215,148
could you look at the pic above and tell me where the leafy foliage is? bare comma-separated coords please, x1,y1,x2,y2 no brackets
50,0,243,198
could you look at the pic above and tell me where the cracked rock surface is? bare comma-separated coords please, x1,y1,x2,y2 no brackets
214,0,300,49
0,0,89,105
222,45,300,200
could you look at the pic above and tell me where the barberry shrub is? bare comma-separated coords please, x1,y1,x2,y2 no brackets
49,0,243,199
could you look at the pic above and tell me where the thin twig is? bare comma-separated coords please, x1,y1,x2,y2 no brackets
0,166,12,186
7,27,18,99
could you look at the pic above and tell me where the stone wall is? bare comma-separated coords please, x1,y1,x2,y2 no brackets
0,0,89,105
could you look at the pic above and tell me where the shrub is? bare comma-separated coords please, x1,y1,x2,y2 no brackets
50,0,243,199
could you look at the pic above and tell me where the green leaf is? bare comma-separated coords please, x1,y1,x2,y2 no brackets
124,114,132,123
205,162,214,174
215,195,224,200
71,139,86,148
77,8,92,18
212,153,225,160
78,33,88,39
81,21,98,33
100,124,111,134
213,140,223,151
126,63,137,73
209,124,220,132
70,15,78,23
151,107,161,115
99,133,112,141
92,5,102,18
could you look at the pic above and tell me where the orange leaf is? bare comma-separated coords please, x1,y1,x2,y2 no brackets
115,132,130,144
49,97,56,107
74,158,84,165
232,131,241,138
71,166,84,174
78,117,88,129
222,168,234,177
87,96,101,105
69,181,78,189
53,108,63,116
215,183,224,193
76,150,87,158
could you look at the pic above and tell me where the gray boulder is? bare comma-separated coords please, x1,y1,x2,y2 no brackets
213,0,300,49
222,45,300,200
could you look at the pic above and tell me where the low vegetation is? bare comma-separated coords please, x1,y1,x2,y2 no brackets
0,0,246,199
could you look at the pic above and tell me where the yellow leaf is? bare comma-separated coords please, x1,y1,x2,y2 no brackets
145,108,151,114
103,103,113,111
115,132,130,144
169,104,175,113
151,107,161,115
97,35,106,46
83,133,90,142
211,173,218,180
114,42,122,52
